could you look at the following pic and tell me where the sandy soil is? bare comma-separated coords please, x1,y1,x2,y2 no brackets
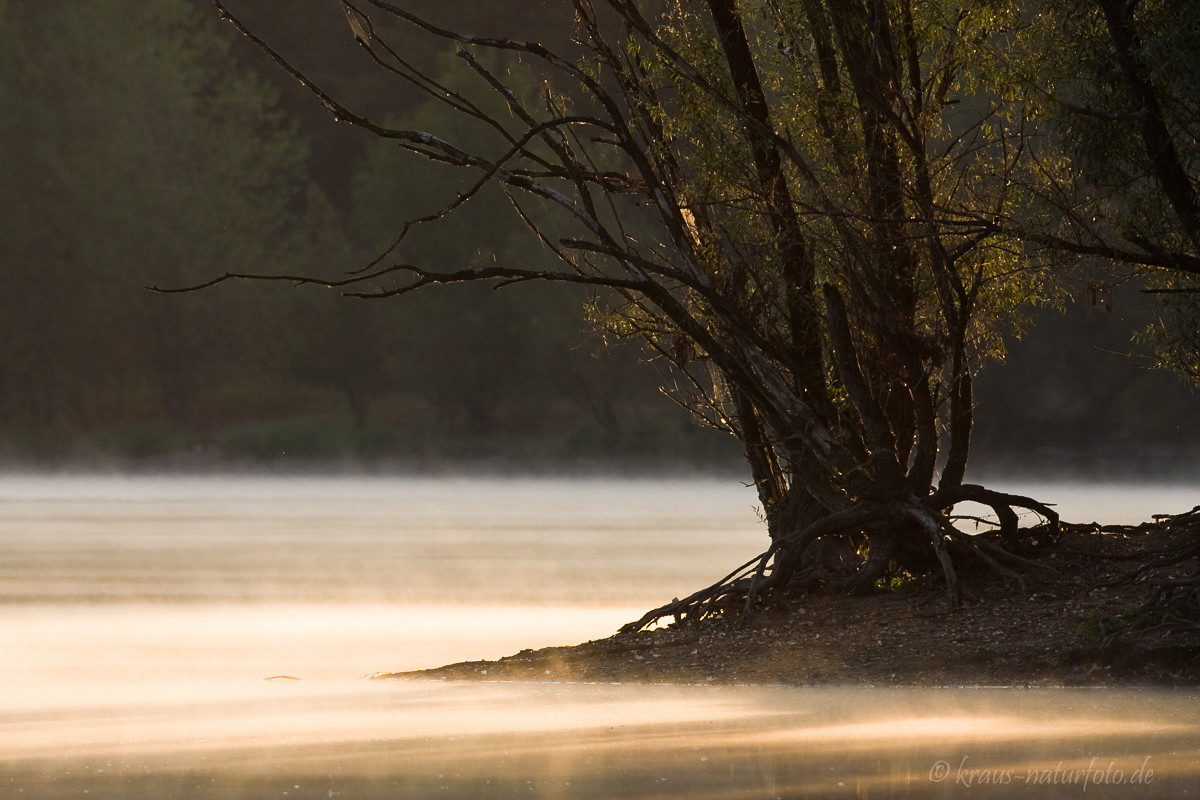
384,524,1200,687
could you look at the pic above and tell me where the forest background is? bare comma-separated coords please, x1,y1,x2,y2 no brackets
3,0,1198,478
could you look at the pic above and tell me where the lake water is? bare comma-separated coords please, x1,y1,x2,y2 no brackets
1,474,1198,798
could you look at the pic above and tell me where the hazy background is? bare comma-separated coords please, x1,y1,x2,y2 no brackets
2,0,1198,478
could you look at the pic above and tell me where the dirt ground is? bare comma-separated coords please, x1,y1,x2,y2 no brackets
384,523,1200,687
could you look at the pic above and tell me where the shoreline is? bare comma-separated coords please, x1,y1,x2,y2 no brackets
381,525,1200,689
382,621,1200,690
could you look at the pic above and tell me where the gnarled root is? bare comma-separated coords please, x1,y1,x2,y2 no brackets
933,484,1061,550
621,488,1060,634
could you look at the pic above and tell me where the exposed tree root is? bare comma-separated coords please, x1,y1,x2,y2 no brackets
933,484,1061,549
1105,506,1200,635
621,487,1061,634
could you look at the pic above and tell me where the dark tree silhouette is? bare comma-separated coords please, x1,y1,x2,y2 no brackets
196,0,1070,627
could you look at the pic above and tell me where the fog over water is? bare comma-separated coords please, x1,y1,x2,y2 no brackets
1,474,1198,798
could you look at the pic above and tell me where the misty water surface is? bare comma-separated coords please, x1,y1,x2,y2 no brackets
1,474,1198,798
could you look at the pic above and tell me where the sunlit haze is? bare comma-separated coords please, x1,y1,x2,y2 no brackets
2,476,1198,798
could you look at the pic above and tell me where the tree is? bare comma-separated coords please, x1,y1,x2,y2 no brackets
1013,0,1200,624
203,0,1066,626
1012,0,1200,374
1090,0,1200,384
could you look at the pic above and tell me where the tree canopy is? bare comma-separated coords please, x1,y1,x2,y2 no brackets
203,0,1114,626
1015,0,1200,379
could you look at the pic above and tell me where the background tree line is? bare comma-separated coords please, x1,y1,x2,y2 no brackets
0,0,1197,475
0,0,715,467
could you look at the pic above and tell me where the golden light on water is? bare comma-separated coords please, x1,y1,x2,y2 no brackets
3,476,1199,799
5,677,1197,763
6,681,1198,800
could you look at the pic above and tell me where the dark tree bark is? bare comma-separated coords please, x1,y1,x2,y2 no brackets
1096,0,1200,255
